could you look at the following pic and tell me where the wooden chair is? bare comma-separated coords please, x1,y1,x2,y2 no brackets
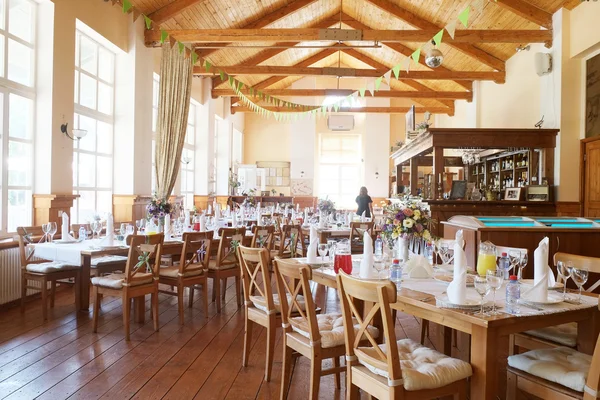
238,245,286,381
272,224,302,260
207,227,244,312
251,225,275,251
349,222,375,254
91,234,164,341
274,258,347,400
337,271,472,400
158,232,212,324
17,226,82,321
510,252,600,356
507,296,600,400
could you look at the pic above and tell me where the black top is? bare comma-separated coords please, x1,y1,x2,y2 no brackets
355,195,373,218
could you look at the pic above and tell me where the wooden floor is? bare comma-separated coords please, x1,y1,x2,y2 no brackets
0,282,534,400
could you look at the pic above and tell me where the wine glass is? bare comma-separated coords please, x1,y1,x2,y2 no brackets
486,269,503,315
571,265,589,304
473,275,491,316
508,250,520,275
41,223,50,242
373,254,387,279
438,243,450,265
517,252,528,280
556,260,573,300
136,219,143,233
317,243,328,260
120,223,127,237
48,222,57,242
125,225,135,241
92,221,103,239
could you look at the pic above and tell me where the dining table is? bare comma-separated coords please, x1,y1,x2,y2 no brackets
293,255,600,399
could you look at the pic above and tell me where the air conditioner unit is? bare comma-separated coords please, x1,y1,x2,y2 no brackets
327,115,355,131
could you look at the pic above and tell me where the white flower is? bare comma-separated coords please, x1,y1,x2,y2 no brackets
403,218,414,228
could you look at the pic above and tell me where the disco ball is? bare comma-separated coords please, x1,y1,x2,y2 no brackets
425,48,444,68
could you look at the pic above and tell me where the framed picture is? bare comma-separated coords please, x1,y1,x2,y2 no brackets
504,187,522,201
449,180,468,200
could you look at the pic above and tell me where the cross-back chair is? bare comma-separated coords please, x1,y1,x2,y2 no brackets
349,222,375,254
507,296,600,400
251,225,275,251
207,227,245,312
159,232,212,324
337,271,472,400
274,258,347,400
511,252,600,356
17,226,82,321
91,234,164,341
273,224,303,260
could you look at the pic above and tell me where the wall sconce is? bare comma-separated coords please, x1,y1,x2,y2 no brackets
181,155,192,165
375,172,379,180
61,123,87,140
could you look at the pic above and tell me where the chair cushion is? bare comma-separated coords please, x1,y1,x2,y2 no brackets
91,255,128,267
250,293,306,314
159,266,204,278
525,323,578,347
207,259,237,270
26,262,79,273
291,313,379,349
507,347,591,393
358,339,472,391
91,273,153,290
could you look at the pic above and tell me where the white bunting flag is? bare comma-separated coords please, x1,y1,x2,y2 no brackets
445,20,457,39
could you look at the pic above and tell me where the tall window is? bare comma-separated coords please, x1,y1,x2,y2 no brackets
180,102,196,208
318,134,361,209
211,116,221,195
0,0,36,234
151,73,159,193
72,28,115,223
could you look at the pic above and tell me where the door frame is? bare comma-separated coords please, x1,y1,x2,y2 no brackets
580,136,600,216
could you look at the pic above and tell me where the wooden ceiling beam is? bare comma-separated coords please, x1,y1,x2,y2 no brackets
196,0,319,59
231,106,454,115
145,28,551,46
196,65,505,82
147,0,206,25
494,0,553,29
364,0,506,71
213,88,473,100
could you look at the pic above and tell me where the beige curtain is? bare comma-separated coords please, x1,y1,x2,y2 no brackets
155,43,193,200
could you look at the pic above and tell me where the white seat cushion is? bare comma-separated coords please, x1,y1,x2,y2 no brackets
291,313,379,348
525,323,577,347
159,266,204,278
250,293,306,314
26,262,79,273
91,273,153,290
358,339,473,391
508,347,591,393
91,255,128,267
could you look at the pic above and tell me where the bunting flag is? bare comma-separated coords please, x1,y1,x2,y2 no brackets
168,36,177,48
366,79,376,96
192,51,199,65
144,15,152,30
392,64,401,80
204,60,212,72
359,88,366,97
403,57,411,73
458,6,470,27
433,29,444,46
471,0,484,15
122,0,132,13
374,76,383,91
411,48,421,63
445,20,457,39
383,70,392,86
160,30,168,44
178,41,185,54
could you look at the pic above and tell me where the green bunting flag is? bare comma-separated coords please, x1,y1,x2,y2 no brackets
160,30,168,44
204,60,212,72
411,48,421,63
359,88,366,97
122,0,132,13
178,42,185,54
392,64,401,80
144,15,152,30
375,76,383,91
192,51,199,65
220,70,226,81
238,81,244,91
458,6,470,27
433,29,444,46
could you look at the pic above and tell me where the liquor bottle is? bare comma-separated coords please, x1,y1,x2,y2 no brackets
523,153,528,166
518,177,523,187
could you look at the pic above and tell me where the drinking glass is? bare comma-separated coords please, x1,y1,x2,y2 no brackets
120,223,127,236
373,255,386,279
92,221,103,239
42,223,50,242
48,222,57,242
136,219,142,232
438,243,450,265
517,252,528,280
126,225,135,238
556,260,573,300
486,269,503,315
571,265,589,304
317,244,328,260
508,250,520,275
473,275,491,316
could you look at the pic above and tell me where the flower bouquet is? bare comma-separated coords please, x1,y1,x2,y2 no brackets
317,198,335,214
380,201,435,257
146,195,173,223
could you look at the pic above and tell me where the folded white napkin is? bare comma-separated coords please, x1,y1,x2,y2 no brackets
256,208,262,226
226,205,231,216
296,203,300,212
318,213,326,229
304,209,309,222
307,225,318,263
447,230,467,304
361,210,366,222
216,204,222,219
184,210,191,227
164,214,171,239
232,211,237,227
208,205,212,215
404,255,433,278
527,237,550,302
61,212,75,241
200,214,206,232
257,202,261,212
359,232,376,278
347,213,353,225
276,204,281,213
105,213,115,246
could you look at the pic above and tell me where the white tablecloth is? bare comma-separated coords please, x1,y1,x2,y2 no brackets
31,239,126,266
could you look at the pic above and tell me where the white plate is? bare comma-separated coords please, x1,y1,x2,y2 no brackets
520,279,564,290
435,294,487,308
296,257,331,268
98,244,126,250
520,295,564,306
53,239,78,244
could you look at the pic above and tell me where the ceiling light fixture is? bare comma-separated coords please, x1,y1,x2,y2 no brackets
425,41,444,68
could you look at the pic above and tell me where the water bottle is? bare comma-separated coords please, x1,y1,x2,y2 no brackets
506,275,520,315
424,243,434,265
374,235,383,257
498,252,510,280
78,226,87,241
389,259,402,291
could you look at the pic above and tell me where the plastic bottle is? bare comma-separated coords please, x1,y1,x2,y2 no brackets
498,252,510,279
78,226,87,241
424,243,434,265
506,275,520,315
374,235,383,257
389,259,402,291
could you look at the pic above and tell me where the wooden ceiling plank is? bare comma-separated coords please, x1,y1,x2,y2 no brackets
231,106,453,114
494,0,553,28
363,0,506,71
148,0,206,25
213,88,473,100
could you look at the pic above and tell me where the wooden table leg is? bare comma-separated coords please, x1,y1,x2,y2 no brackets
79,255,91,311
134,296,146,323
442,326,452,356
577,309,600,354
470,325,498,399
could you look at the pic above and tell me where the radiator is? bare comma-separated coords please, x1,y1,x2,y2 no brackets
0,247,41,305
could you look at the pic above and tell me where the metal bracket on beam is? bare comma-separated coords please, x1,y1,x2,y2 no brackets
318,28,362,41
322,67,356,77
